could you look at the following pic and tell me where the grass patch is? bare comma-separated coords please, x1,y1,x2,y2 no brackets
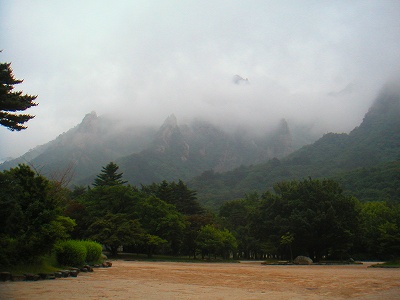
113,252,239,263
369,259,400,268
1,254,59,275
261,259,292,265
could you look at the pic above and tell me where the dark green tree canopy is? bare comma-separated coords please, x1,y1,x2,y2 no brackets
0,61,38,131
253,178,362,261
141,180,204,215
93,162,127,187
0,164,75,266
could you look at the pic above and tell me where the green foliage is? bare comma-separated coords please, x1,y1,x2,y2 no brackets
93,162,127,187
87,213,145,257
55,240,87,267
0,60,38,131
75,180,195,257
80,240,103,263
336,161,400,203
219,179,365,261
219,193,262,259
1,252,59,274
142,234,168,258
353,201,400,259
135,196,187,255
0,165,75,266
219,229,238,259
142,180,205,215
83,184,140,217
140,180,211,257
196,225,237,259
0,235,16,267
271,179,361,260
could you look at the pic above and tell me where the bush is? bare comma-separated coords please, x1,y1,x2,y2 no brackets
55,240,87,267
81,240,103,263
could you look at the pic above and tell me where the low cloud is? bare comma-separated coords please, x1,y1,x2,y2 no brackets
1,1,400,158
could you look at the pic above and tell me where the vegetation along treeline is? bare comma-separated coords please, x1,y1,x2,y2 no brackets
1,161,399,270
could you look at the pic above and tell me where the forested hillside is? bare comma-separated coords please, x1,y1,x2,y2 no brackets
190,85,400,209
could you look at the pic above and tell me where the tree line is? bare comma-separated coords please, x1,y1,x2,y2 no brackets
1,162,399,268
220,179,400,261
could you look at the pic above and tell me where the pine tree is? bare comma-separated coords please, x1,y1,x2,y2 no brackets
93,162,127,187
0,60,38,131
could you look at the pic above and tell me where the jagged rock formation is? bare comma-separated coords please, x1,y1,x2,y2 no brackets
117,115,298,186
1,112,303,186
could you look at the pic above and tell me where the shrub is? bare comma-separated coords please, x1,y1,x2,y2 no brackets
55,240,87,267
81,240,103,263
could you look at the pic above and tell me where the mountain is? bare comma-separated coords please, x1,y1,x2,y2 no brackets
290,85,400,171
1,112,311,187
0,112,156,183
189,84,400,209
116,115,297,186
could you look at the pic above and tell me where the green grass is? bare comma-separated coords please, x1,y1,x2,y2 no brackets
369,259,400,268
1,254,59,275
113,252,239,263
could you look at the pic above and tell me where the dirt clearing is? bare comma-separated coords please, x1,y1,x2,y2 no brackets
1,260,399,299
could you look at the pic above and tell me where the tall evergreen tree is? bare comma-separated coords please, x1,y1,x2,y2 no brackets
0,60,38,131
93,162,127,187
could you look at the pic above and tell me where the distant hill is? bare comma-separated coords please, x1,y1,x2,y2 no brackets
189,84,400,209
1,112,313,187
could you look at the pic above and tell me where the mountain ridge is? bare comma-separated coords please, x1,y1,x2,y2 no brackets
1,111,310,186
189,85,400,209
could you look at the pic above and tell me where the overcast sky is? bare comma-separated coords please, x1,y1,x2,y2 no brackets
1,0,400,159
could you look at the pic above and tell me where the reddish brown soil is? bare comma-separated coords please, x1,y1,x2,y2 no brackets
1,261,400,299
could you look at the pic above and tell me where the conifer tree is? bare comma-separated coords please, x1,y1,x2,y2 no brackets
93,162,127,187
0,59,38,131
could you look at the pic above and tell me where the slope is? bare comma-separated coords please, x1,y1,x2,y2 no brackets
189,84,400,209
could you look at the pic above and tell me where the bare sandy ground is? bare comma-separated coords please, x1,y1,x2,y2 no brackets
1,260,400,299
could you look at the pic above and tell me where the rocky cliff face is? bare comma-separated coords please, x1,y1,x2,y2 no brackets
118,115,297,184
1,112,304,186
152,114,190,161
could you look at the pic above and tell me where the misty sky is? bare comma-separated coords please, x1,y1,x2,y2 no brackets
1,1,400,159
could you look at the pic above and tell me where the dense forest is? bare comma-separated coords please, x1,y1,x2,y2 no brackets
1,161,399,269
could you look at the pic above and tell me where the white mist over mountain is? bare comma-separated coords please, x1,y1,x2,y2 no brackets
1,1,400,159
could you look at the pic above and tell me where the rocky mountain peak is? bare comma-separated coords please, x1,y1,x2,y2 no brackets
277,118,290,135
161,114,178,128
153,114,184,152
78,111,98,133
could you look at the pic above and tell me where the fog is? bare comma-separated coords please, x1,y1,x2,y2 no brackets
1,1,400,159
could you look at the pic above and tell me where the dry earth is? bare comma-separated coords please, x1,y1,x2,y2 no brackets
1,260,400,299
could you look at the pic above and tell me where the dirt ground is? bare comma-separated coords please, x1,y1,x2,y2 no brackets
1,260,400,300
